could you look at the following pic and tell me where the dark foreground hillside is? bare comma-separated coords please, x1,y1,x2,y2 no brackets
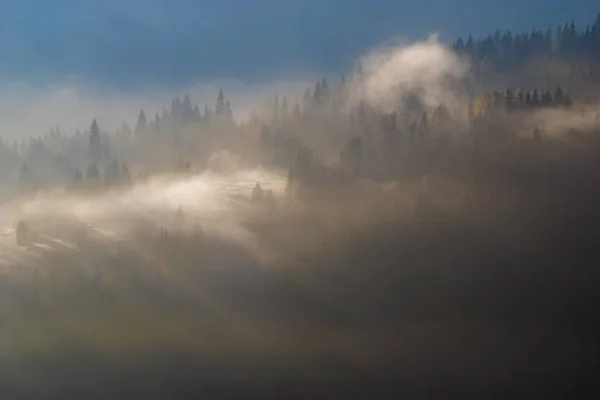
1,157,600,399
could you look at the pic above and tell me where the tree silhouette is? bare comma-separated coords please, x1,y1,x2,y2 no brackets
89,119,102,166
216,89,226,116
104,158,120,186
182,94,194,122
135,110,148,136
251,182,264,204
73,169,83,184
87,164,100,181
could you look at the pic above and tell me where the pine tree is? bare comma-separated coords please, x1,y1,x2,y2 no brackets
292,101,302,121
505,88,514,110
556,25,563,53
182,94,194,121
193,105,201,122
312,81,322,104
216,89,226,116
171,97,183,121
135,110,148,135
554,85,564,105
87,164,100,181
273,95,280,122
19,162,33,184
89,119,102,166
251,182,264,204
541,90,553,106
494,29,501,43
454,37,465,52
121,163,132,184
101,140,110,167
517,89,524,105
531,89,540,106
502,31,514,60
544,27,553,52
303,88,313,112
73,169,83,184
466,35,474,53
564,92,573,107
281,97,289,121
151,112,161,136
103,158,120,186
285,166,295,200
561,22,570,55
225,101,234,122
319,78,330,104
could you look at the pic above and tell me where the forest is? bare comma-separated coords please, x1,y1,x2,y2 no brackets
1,12,600,400
0,14,598,198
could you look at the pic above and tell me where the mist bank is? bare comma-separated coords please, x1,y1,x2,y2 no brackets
1,16,600,398
1,141,600,398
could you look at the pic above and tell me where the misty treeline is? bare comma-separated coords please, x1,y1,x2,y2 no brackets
0,14,599,204
3,14,600,399
453,14,600,71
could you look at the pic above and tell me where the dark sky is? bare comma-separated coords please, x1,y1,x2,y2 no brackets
0,0,598,88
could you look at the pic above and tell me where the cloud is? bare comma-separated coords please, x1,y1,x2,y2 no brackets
523,104,600,138
350,35,470,114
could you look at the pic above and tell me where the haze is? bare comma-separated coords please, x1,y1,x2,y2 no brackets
1,2,600,399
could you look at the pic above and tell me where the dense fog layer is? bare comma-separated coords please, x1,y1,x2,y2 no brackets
1,14,600,400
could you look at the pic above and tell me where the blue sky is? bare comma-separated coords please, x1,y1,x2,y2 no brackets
0,0,598,89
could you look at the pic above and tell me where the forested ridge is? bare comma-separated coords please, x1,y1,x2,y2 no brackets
2,12,600,399
1,13,599,199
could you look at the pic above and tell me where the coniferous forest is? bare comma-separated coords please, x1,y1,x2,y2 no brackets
0,14,598,196
1,12,600,400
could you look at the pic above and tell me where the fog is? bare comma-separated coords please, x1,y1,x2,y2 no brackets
351,35,470,115
1,17,600,399
0,79,315,140
0,166,286,266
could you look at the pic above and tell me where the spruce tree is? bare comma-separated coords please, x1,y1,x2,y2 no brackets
89,119,102,166
135,110,148,135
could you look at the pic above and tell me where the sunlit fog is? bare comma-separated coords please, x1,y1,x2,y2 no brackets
1,2,600,399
